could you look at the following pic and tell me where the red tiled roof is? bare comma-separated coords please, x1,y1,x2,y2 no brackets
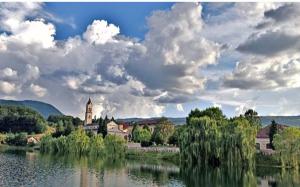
138,119,160,125
256,124,288,138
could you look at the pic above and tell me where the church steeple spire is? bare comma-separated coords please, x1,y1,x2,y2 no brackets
87,97,92,104
84,97,93,125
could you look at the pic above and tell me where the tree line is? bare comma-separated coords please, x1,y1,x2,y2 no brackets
40,128,126,158
0,105,47,134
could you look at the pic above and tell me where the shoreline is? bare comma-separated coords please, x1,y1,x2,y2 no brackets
0,144,294,169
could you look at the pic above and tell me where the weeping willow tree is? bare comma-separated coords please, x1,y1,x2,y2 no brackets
40,128,125,157
179,108,257,168
273,127,300,169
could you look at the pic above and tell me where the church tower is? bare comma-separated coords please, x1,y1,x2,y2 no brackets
84,97,93,125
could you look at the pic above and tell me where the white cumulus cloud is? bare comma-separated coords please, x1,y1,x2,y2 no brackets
29,83,47,97
83,20,120,45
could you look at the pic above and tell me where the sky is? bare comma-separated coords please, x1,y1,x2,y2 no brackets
1,2,300,119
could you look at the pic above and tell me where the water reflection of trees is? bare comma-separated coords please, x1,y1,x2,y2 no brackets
22,152,300,187
256,167,300,187
180,165,256,187
180,165,300,187
128,163,181,186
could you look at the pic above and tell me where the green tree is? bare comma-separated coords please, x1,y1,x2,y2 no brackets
72,117,83,126
98,117,107,137
5,132,28,146
67,128,90,155
53,122,65,137
0,105,47,134
269,120,278,149
168,125,185,146
274,127,300,169
186,107,225,125
152,119,175,145
104,134,126,158
244,109,261,127
132,126,151,143
64,123,75,136
143,124,151,132
180,109,257,168
89,134,105,156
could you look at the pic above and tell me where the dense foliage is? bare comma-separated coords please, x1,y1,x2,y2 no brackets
152,118,175,145
0,105,47,133
274,127,300,169
104,134,126,158
244,109,261,127
5,132,28,146
186,107,225,125
132,125,151,143
47,115,82,137
48,115,82,126
97,116,109,137
180,108,257,168
168,125,185,146
269,120,278,149
40,128,126,157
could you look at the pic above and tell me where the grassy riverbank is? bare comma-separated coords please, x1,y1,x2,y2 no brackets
125,149,180,165
256,153,282,168
0,144,38,152
0,143,294,169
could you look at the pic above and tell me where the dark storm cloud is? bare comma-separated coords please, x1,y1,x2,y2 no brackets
237,31,300,56
126,59,186,91
264,4,300,23
154,93,194,103
223,78,268,90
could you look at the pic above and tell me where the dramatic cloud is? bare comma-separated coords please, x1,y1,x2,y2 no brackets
264,3,300,23
0,67,18,80
1,2,300,118
0,81,17,94
29,83,47,97
83,20,120,45
219,3,300,92
224,58,300,90
127,3,220,102
237,31,300,56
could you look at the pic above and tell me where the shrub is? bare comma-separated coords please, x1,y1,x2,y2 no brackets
5,132,28,146
104,134,126,158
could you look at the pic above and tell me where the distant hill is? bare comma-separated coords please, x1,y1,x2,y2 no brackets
260,116,300,126
117,117,187,125
0,99,63,119
118,116,300,127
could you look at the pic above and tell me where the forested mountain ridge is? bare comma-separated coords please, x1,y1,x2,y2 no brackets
0,99,62,119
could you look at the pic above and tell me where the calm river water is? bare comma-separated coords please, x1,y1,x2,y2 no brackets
0,148,300,187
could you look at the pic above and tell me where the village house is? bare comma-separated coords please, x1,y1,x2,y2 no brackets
27,134,43,145
106,120,130,141
82,98,130,140
82,98,163,141
255,123,288,155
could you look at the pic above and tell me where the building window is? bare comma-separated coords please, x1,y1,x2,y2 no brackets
256,143,260,150
266,143,272,149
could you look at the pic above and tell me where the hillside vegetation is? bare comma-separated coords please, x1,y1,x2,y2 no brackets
0,105,47,133
0,99,62,118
